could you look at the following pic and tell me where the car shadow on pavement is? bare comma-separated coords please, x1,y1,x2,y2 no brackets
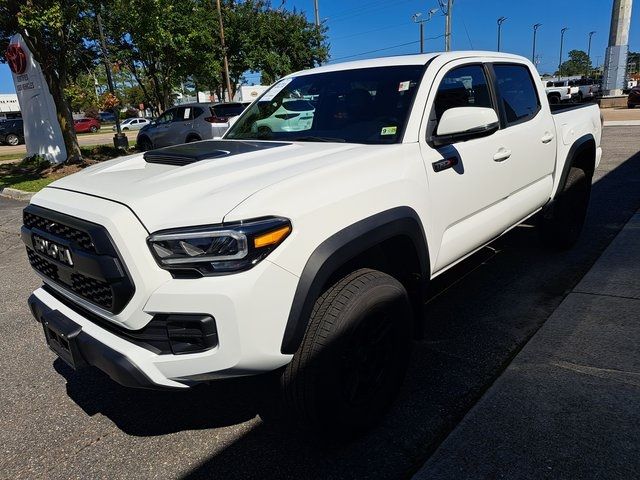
54,360,263,435
55,146,640,480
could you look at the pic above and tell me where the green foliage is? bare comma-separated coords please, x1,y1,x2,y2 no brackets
558,50,592,77
20,154,51,170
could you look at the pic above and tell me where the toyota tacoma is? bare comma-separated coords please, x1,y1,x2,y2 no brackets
23,51,602,434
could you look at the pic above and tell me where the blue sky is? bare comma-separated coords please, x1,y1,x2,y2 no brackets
2,0,638,93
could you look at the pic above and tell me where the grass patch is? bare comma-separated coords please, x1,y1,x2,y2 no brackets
1,146,138,194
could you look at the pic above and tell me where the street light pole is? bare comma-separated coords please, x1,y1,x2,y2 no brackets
587,31,596,75
559,27,568,76
497,17,507,52
532,23,542,63
412,9,438,54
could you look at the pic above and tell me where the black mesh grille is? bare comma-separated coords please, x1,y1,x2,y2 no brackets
26,247,114,310
23,211,95,252
26,248,59,281
70,273,113,309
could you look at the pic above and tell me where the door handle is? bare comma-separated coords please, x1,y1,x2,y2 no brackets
541,132,554,144
493,148,512,162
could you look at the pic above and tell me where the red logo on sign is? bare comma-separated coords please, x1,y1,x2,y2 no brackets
5,44,27,75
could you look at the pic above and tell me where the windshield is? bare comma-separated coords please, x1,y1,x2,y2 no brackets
225,65,425,144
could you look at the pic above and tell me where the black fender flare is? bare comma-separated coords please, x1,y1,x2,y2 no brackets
555,133,596,200
280,207,429,354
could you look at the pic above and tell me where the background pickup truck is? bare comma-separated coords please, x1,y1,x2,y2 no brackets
23,51,601,436
545,80,579,104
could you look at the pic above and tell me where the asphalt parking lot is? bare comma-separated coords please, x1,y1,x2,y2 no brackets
1,126,640,479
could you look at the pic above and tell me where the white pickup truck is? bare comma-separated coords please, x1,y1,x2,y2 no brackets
545,80,579,104
23,51,601,435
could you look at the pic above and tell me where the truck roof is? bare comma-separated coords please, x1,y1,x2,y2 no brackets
288,51,531,78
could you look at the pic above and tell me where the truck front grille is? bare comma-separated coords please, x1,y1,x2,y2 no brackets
22,205,134,313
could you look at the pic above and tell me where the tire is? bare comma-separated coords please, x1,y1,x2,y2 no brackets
186,135,201,143
275,268,413,436
123,127,129,131
629,104,635,109
89,125,98,133
5,133,19,146
257,126,272,138
538,167,592,250
577,92,583,103
548,94,560,105
137,136,153,151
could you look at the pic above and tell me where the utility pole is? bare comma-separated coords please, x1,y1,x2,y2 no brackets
96,11,127,149
497,17,507,52
314,0,319,27
444,0,453,51
532,23,542,63
215,0,233,102
559,27,568,77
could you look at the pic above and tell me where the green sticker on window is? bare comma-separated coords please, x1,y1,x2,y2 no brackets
381,126,397,136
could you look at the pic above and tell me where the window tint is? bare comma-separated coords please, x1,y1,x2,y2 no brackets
494,64,540,125
157,109,176,124
193,107,204,118
212,104,245,118
433,65,494,123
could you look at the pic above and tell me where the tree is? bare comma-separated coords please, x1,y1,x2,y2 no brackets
558,50,592,77
0,0,96,162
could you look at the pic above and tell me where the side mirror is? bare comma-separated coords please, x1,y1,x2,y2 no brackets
432,107,499,147
150,120,157,126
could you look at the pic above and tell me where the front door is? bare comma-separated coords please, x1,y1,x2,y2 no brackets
419,61,515,272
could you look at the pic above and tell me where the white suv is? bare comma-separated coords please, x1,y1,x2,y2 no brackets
136,102,247,150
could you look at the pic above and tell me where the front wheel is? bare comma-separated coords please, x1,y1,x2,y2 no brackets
137,136,153,151
5,133,19,146
274,269,413,436
538,167,592,250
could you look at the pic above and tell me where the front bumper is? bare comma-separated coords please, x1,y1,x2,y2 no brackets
25,188,299,389
29,293,160,389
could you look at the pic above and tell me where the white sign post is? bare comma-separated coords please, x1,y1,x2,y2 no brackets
6,34,67,164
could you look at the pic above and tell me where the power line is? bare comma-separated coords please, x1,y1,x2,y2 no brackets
328,36,444,63
332,21,410,41
329,40,421,62
326,0,415,24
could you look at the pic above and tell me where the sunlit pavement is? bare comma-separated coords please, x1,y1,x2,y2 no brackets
1,126,639,479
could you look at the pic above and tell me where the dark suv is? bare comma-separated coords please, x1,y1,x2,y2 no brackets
0,118,24,146
628,86,640,108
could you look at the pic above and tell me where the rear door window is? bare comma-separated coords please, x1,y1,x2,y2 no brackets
493,64,540,126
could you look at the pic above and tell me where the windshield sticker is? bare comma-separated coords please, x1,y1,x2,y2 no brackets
381,126,397,136
261,78,294,101
398,81,411,92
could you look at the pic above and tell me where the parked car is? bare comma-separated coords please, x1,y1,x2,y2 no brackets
73,117,101,133
22,51,602,435
628,86,640,108
252,98,315,134
568,78,600,102
112,117,151,131
0,118,24,145
99,111,117,123
545,81,578,104
136,102,248,150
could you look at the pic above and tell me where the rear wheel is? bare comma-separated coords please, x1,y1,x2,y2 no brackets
137,136,153,151
5,133,19,146
274,269,413,436
89,125,98,133
257,126,272,138
539,166,592,250
548,94,560,105
186,135,201,143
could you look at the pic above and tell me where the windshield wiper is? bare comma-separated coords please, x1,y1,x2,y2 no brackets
290,136,346,143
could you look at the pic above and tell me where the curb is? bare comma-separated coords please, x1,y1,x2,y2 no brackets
603,120,640,126
0,187,34,201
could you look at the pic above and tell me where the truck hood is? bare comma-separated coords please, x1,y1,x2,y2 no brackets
48,140,362,232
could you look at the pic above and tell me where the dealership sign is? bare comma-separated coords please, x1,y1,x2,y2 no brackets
5,34,66,163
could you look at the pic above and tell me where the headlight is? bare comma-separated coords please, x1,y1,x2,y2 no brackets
148,217,291,276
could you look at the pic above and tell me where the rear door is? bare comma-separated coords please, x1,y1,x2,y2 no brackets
490,62,556,211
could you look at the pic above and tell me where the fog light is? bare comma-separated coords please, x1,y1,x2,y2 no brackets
153,314,218,355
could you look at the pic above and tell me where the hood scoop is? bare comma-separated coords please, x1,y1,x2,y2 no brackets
144,139,290,166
